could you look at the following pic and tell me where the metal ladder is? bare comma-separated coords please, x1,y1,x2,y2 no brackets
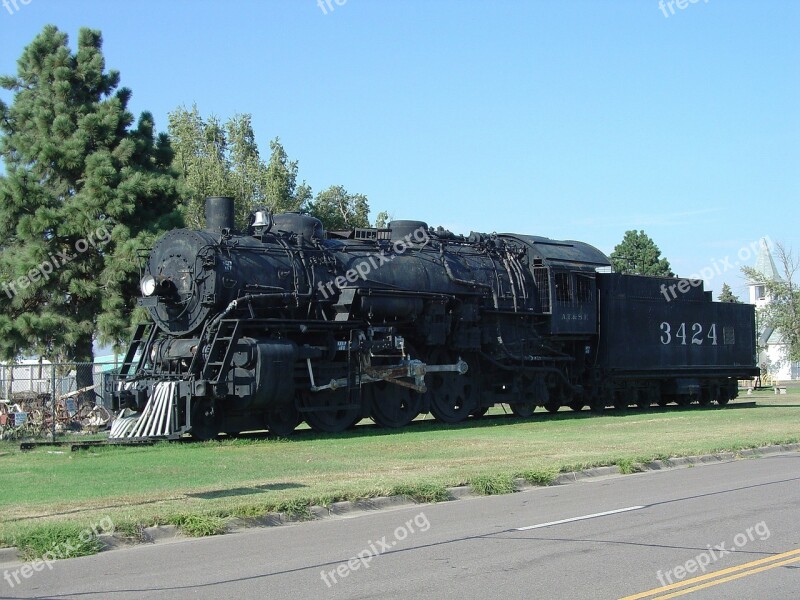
201,320,243,384
119,323,154,377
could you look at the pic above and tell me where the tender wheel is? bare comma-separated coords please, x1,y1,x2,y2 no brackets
544,402,560,414
510,403,536,418
647,385,662,408
717,388,730,406
301,390,362,433
568,402,585,412
612,391,629,410
512,375,547,418
589,385,607,413
635,389,650,409
427,350,477,424
266,402,300,436
592,380,613,413
370,381,423,428
590,401,605,414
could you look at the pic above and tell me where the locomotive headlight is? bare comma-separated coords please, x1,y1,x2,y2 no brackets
140,274,157,297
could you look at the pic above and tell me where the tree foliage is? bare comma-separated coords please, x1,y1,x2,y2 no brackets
718,283,741,303
610,230,674,276
168,105,381,233
0,25,182,363
264,137,312,219
307,185,370,230
374,210,390,229
168,105,311,228
743,242,800,362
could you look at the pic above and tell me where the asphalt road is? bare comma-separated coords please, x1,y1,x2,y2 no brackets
2,452,798,599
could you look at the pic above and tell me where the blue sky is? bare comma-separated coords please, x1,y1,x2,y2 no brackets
1,0,798,300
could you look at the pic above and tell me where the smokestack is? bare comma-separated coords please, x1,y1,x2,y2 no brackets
205,196,235,232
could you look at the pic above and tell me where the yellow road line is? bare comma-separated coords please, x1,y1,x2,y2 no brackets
653,555,800,599
619,547,800,600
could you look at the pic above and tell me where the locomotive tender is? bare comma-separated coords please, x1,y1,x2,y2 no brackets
110,197,759,439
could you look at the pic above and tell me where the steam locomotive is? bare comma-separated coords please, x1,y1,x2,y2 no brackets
110,197,759,439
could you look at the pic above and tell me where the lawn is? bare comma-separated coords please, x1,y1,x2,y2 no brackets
1,388,797,549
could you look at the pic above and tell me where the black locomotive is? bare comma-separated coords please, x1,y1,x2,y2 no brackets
110,196,759,439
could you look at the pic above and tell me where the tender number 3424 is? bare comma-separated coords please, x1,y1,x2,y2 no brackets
659,322,718,345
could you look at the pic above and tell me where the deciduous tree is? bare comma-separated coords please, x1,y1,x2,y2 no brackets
307,185,370,231
374,210,390,229
743,243,800,362
168,106,311,228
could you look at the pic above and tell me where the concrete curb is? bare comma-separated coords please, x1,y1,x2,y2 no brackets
142,525,182,543
2,442,798,565
552,465,621,484
0,547,20,564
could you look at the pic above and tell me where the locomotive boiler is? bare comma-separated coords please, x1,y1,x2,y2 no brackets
110,197,759,439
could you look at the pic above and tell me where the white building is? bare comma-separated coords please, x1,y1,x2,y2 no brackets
749,239,799,383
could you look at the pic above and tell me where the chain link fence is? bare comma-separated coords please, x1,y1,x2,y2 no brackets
0,362,117,439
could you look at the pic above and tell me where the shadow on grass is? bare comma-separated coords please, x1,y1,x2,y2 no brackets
187,482,306,499
237,400,766,445
5,483,311,524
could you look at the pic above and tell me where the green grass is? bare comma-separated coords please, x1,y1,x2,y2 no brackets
615,458,644,474
390,482,451,503
520,468,559,486
470,474,516,495
1,389,797,558
164,514,226,537
13,522,104,561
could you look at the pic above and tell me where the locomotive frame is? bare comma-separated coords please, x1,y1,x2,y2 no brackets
110,197,759,440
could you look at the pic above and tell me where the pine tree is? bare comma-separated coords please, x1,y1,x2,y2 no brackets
718,283,740,303
609,230,674,276
0,26,182,371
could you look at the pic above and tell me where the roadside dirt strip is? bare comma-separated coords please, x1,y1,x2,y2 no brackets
1,443,798,565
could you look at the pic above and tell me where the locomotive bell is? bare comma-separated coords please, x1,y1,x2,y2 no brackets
251,210,269,227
